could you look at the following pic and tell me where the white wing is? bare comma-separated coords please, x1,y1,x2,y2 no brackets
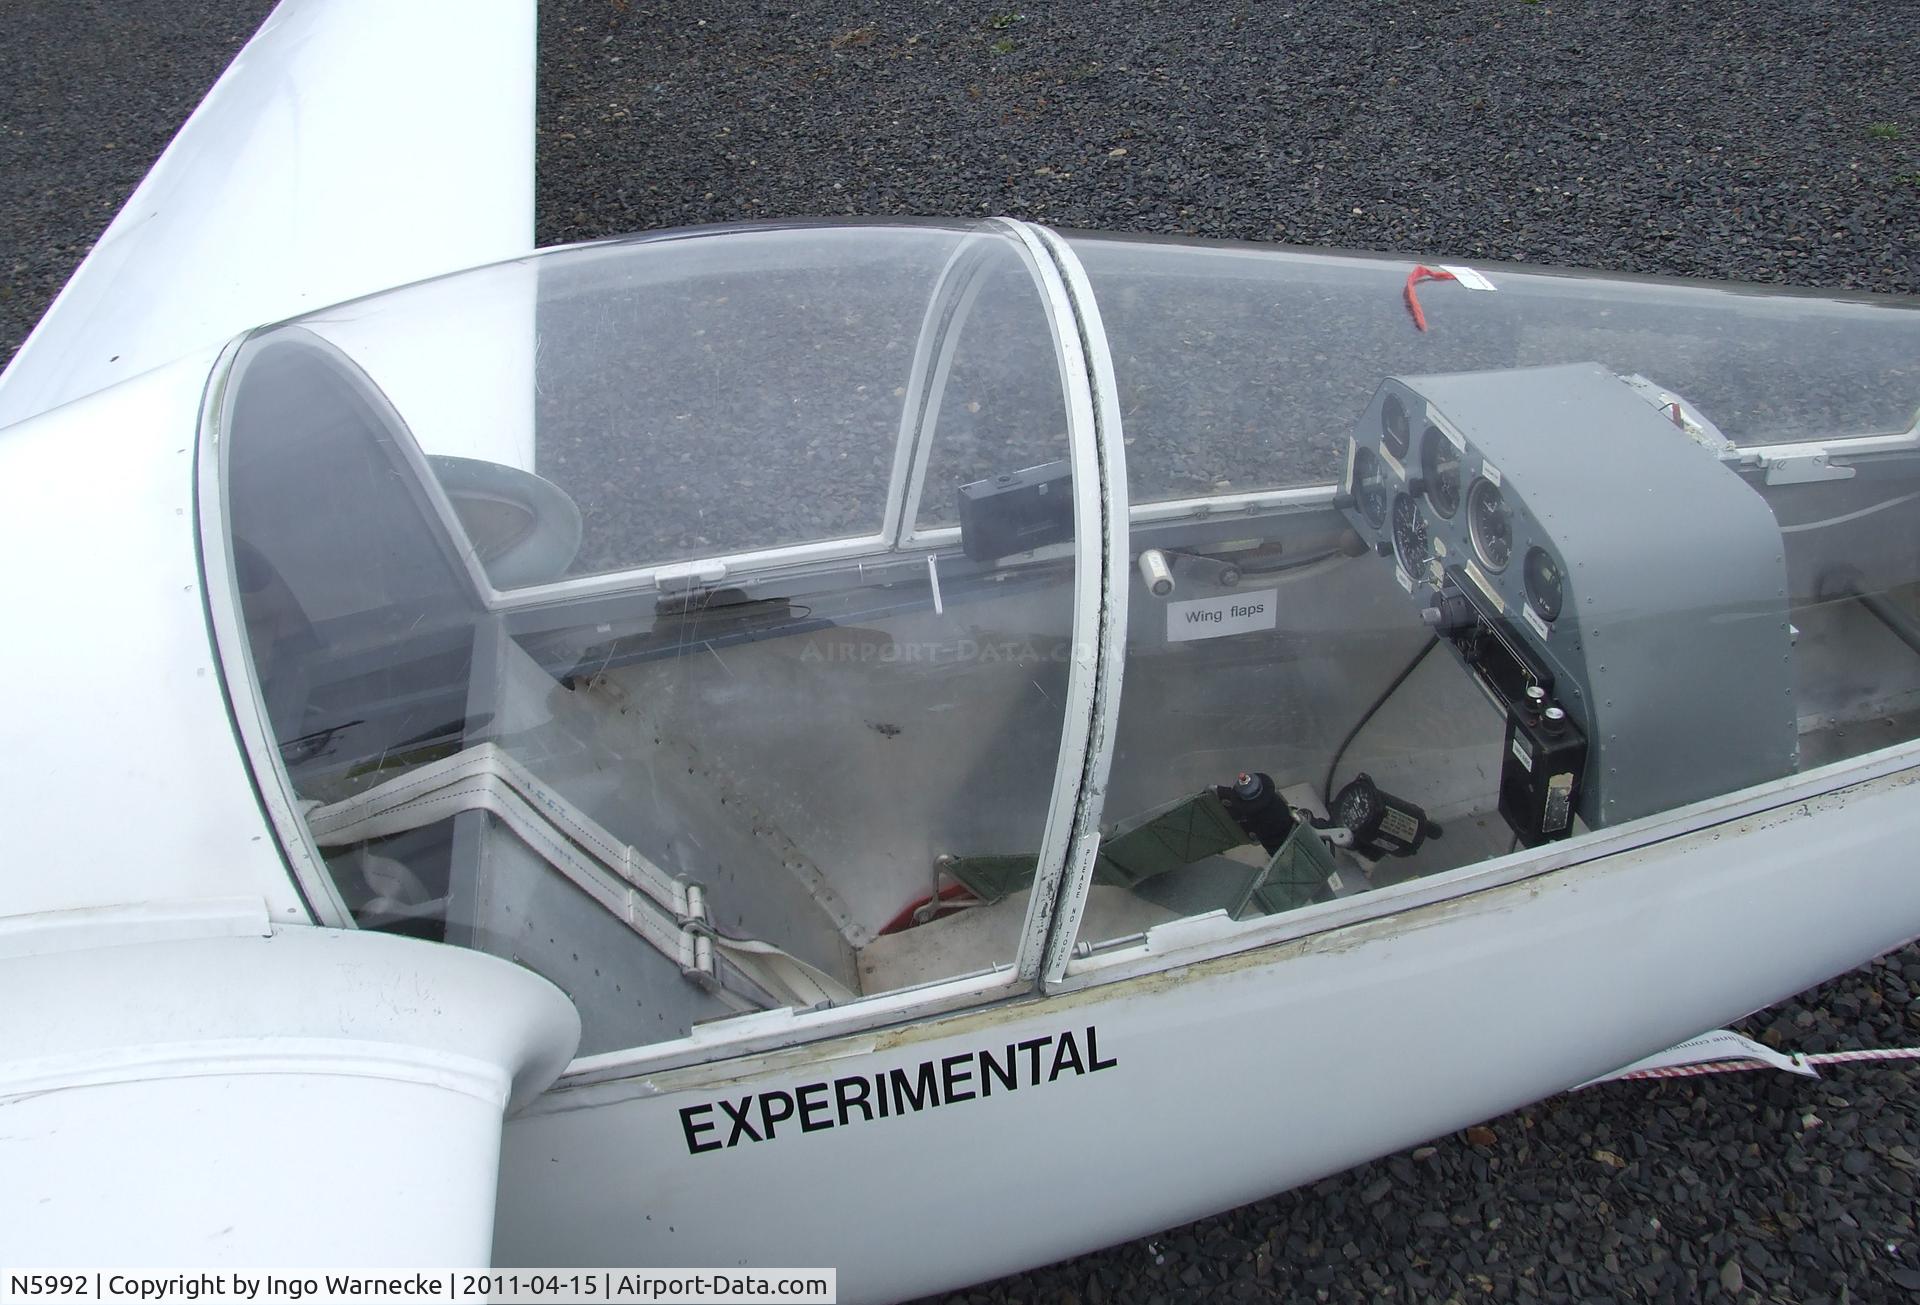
0,0,535,428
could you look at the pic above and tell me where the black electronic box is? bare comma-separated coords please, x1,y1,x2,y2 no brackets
957,461,1075,562
1499,704,1588,846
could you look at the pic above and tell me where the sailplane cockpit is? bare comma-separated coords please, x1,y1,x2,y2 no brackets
207,220,1920,1058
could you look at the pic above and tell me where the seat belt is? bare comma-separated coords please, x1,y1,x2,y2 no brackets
305,742,856,1012
942,788,1250,901
941,787,1345,918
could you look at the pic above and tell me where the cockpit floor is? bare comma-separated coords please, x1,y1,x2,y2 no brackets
855,885,1179,994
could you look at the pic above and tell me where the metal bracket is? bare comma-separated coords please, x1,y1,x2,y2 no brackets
653,559,729,593
1757,449,1856,486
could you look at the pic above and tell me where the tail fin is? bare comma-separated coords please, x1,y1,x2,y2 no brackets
0,0,535,428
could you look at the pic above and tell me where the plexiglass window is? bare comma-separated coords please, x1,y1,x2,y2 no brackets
214,223,1093,1056
1067,235,1920,955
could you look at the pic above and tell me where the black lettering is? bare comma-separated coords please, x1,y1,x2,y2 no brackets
834,1075,874,1125
719,1095,762,1146
1017,1035,1052,1085
889,1061,941,1112
1049,1029,1086,1081
685,1027,1116,1151
679,1103,722,1154
941,1053,976,1103
797,1082,832,1133
759,1089,796,1139
1088,1024,1117,1072
980,1044,1019,1096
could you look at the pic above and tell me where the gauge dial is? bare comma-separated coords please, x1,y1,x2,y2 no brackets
1331,776,1378,832
1390,492,1429,575
1419,424,1461,519
1350,444,1389,528
1381,393,1411,460
1467,477,1513,573
1524,546,1564,622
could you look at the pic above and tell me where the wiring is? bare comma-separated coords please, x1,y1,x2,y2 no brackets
1322,635,1440,809
1229,547,1345,576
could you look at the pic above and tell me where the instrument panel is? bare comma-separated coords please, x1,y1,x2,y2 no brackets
1337,363,1798,840
1346,392,1568,648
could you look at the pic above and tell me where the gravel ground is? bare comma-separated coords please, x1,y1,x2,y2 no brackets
6,1,1920,1301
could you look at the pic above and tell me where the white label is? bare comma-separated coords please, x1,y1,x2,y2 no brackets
1544,773,1575,832
1326,870,1346,894
1434,415,1466,450
1378,445,1406,480
1510,735,1534,772
1523,602,1551,641
1439,264,1497,291
1465,561,1505,613
1166,588,1279,642
1394,564,1413,593
1379,806,1420,844
1481,460,1503,488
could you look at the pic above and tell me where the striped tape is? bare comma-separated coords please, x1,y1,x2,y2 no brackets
1599,1043,1920,1084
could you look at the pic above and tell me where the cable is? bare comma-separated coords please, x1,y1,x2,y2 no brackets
1229,548,1345,576
1322,635,1439,809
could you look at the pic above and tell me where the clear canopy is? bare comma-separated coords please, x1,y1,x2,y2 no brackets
215,222,1090,1055
209,219,1920,1060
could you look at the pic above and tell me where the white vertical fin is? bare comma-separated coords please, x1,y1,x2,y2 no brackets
0,0,536,429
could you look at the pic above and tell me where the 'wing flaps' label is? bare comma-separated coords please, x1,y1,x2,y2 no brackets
1167,589,1278,642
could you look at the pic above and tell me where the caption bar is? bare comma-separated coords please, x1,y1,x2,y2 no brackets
4,1272,835,1305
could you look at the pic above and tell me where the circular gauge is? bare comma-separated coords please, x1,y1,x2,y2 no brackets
1419,425,1462,519
1524,546,1565,622
1351,445,1389,528
1330,775,1378,832
1390,492,1429,574
1381,393,1411,460
1467,477,1513,573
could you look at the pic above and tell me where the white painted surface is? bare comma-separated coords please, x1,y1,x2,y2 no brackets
0,926,578,1265
0,0,535,430
0,353,303,922
1024,221,1133,981
985,220,1109,985
496,766,1920,1301
320,268,539,472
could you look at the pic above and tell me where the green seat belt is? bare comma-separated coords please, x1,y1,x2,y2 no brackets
941,788,1340,919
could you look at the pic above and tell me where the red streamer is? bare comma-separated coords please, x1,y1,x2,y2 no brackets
1404,264,1457,332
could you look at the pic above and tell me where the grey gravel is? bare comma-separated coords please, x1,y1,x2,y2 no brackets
6,1,1920,1302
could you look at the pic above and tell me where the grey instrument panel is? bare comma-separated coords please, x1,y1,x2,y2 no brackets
1340,361,1798,828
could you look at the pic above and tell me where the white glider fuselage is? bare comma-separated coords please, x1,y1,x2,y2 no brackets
4,5,1920,1302
497,763,1920,1299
